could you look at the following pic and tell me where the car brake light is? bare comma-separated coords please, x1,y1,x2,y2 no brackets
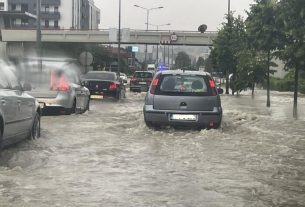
209,80,217,96
50,72,71,92
109,82,117,90
150,78,159,94
209,80,215,88
131,77,137,82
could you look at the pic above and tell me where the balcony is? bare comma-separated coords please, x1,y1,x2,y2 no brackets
40,12,60,20
41,0,60,6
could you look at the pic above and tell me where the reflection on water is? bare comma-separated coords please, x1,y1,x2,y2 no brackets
0,90,304,207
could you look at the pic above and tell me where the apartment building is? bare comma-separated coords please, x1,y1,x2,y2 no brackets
0,0,8,11
3,0,100,29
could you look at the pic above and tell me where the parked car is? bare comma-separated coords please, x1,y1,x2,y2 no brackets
0,66,41,150
130,71,154,92
18,60,90,115
82,71,126,100
143,70,223,129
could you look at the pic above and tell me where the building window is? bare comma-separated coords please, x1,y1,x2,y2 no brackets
21,18,29,26
45,5,49,13
0,3,4,10
12,18,16,26
54,20,58,28
54,6,58,13
11,4,16,11
21,4,28,12
45,20,49,28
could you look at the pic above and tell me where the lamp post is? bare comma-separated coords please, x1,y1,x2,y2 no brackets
118,0,121,75
134,5,164,69
226,0,231,94
36,0,42,71
145,23,171,65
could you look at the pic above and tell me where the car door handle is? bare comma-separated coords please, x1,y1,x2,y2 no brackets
1,99,6,105
17,100,22,104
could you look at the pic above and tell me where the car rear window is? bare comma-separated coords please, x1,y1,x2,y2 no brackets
134,72,153,78
84,72,116,81
155,74,212,96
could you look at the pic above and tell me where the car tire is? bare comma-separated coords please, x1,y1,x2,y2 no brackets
115,91,121,101
29,112,41,140
86,98,90,111
66,99,76,115
0,127,3,153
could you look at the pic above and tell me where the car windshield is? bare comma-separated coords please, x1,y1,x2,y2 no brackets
156,74,210,96
84,72,116,81
134,72,153,78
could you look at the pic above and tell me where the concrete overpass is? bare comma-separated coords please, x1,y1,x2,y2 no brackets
0,29,217,46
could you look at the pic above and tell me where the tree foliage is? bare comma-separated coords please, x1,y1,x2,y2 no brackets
174,51,191,69
275,0,305,118
246,0,279,106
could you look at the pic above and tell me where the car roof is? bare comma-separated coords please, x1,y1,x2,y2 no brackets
157,70,211,76
134,71,154,73
87,71,116,75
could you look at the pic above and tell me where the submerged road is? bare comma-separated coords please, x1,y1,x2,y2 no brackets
0,91,305,207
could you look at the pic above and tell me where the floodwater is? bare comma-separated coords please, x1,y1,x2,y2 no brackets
0,90,304,207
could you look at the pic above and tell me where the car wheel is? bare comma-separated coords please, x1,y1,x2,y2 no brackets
115,91,121,101
0,127,3,152
86,98,90,111
66,99,76,115
30,112,41,140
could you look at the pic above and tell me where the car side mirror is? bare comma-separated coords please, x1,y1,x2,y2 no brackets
23,83,32,91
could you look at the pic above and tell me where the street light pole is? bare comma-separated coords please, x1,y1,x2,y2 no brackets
36,0,42,71
134,5,164,70
118,0,121,75
225,0,231,94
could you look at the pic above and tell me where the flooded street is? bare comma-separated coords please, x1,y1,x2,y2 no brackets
0,90,305,207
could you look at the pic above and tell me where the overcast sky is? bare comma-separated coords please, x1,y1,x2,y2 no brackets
95,0,255,31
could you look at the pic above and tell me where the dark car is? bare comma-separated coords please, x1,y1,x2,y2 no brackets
0,66,41,150
82,71,126,100
143,70,223,129
130,71,154,92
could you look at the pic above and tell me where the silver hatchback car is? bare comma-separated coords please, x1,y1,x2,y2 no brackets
18,60,90,115
0,66,41,150
143,70,223,129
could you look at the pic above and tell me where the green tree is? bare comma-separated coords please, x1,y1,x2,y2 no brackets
246,0,279,107
174,51,191,69
276,0,305,118
196,57,205,70
212,14,247,95
236,50,267,96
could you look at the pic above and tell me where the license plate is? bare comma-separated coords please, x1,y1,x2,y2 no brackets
171,114,197,121
139,82,147,85
39,102,45,109
91,95,103,99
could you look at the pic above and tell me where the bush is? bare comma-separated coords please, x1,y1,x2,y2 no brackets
264,74,305,94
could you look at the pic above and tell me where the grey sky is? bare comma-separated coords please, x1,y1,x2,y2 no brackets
96,0,255,31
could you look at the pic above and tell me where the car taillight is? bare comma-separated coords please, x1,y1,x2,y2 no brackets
109,82,117,90
150,78,159,94
50,73,71,92
209,80,215,88
130,77,137,82
209,79,217,96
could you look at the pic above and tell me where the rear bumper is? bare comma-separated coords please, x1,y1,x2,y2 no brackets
143,105,222,127
89,90,117,98
130,83,150,91
36,92,73,110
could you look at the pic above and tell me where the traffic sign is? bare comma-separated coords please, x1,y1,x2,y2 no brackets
79,51,93,66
